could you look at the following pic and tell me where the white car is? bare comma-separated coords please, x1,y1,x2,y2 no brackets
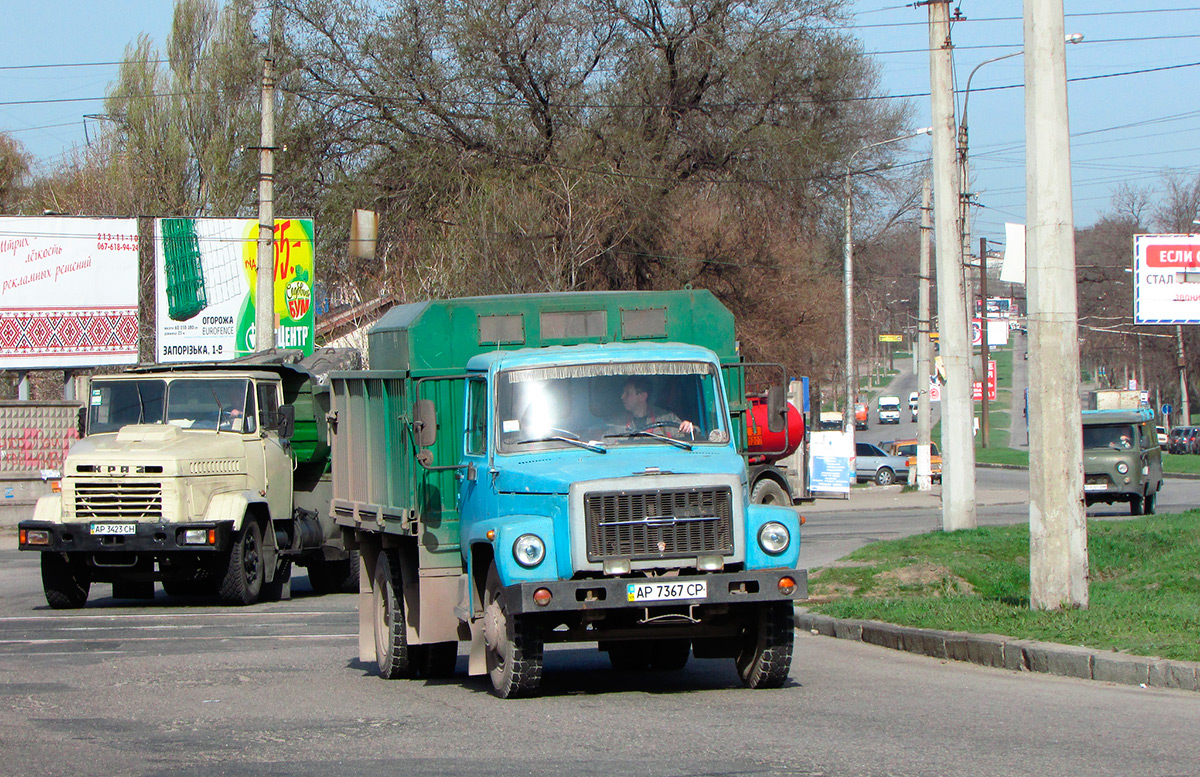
878,396,901,425
908,391,919,421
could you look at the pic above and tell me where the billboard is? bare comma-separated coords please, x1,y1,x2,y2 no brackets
1134,234,1200,325
0,216,139,368
155,218,315,362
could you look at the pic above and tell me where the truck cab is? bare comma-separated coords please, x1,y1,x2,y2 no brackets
19,350,358,608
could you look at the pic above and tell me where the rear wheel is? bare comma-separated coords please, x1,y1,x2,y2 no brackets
308,550,360,594
736,602,794,689
875,467,896,486
219,519,264,605
418,642,459,679
649,639,691,671
373,550,414,679
41,553,90,609
483,564,543,698
750,479,790,506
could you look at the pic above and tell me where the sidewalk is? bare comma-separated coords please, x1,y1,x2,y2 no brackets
802,481,1027,514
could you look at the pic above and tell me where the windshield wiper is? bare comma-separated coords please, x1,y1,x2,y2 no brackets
603,430,693,451
516,435,607,454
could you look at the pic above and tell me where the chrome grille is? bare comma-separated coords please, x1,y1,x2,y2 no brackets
74,481,164,520
584,486,733,562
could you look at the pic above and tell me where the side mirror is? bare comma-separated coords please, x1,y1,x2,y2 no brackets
274,405,295,439
414,399,438,448
766,385,786,434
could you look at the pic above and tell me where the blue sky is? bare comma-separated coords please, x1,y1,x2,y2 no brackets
2,1,1198,242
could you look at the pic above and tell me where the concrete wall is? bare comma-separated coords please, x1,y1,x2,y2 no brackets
0,400,81,527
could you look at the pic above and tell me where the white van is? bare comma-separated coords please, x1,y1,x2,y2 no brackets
908,391,919,421
878,396,901,425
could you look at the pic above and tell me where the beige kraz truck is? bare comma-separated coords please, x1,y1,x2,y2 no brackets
18,349,360,608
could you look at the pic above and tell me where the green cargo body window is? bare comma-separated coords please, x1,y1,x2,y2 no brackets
541,310,606,340
620,307,667,340
466,378,487,455
479,314,525,345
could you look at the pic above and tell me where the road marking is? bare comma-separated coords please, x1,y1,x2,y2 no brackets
0,610,351,623
0,633,356,646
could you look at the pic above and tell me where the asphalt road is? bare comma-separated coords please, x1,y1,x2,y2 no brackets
3,467,1198,777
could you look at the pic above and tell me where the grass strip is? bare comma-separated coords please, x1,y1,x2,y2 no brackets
807,512,1200,662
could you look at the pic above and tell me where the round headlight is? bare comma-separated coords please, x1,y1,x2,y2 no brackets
1116,462,1129,474
512,534,546,568
758,521,790,555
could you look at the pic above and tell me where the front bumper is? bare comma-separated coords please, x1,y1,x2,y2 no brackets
500,568,807,615
18,521,232,554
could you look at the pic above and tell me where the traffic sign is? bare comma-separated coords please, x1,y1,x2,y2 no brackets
1163,403,1173,416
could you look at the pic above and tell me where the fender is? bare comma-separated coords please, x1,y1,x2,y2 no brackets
744,503,802,570
203,490,270,532
32,493,63,524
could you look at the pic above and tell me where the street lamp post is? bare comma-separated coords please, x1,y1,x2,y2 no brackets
843,128,932,429
957,33,1082,448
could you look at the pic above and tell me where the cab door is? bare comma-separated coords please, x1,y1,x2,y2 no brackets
256,379,294,524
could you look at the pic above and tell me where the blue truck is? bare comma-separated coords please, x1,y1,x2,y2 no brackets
330,290,805,697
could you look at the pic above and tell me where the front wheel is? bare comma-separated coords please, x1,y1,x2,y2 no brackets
1129,494,1144,516
735,602,794,689
219,520,264,605
750,479,790,506
1144,490,1157,515
483,564,543,698
41,553,90,609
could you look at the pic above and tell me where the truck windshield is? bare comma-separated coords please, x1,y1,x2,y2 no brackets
165,379,251,431
496,361,727,453
88,379,167,433
1083,424,1136,450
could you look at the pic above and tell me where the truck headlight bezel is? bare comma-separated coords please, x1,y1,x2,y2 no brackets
1116,462,1129,474
512,533,546,568
758,521,790,555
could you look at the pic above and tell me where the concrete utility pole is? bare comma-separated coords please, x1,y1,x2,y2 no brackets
254,2,278,353
927,0,977,530
980,237,990,447
917,179,934,490
1025,0,1088,610
1176,325,1190,425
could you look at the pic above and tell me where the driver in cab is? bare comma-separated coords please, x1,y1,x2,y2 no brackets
612,377,695,439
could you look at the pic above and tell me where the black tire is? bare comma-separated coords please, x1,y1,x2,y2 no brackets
419,641,459,679
261,559,292,602
1129,494,1144,516
649,639,691,671
875,467,896,486
41,553,89,609
750,479,790,506
735,602,794,689
308,550,360,595
606,643,650,671
1144,490,1157,516
373,550,414,679
219,520,265,605
483,563,543,698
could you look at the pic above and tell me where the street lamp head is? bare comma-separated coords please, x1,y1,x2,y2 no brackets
1066,33,1084,45
915,126,933,136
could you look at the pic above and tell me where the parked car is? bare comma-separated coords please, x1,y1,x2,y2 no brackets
1083,409,1163,515
854,441,909,486
888,438,942,481
1157,426,1169,450
877,396,901,425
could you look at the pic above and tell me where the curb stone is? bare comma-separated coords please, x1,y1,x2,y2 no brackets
795,610,1200,693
